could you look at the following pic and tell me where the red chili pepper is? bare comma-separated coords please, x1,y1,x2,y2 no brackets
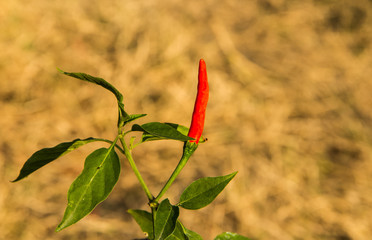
188,59,209,144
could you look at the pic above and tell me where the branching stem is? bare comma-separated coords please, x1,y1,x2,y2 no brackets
119,134,154,201
154,142,197,202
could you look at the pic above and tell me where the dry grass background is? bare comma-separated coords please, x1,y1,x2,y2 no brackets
1,0,372,239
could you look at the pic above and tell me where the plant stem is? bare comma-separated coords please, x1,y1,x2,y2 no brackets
154,142,197,202
119,135,154,201
151,205,156,239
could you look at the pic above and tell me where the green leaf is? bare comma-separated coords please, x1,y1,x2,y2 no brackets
154,199,179,240
178,172,237,210
175,221,203,240
12,138,99,182
165,123,190,136
58,69,128,126
128,209,154,239
214,232,251,240
165,221,188,240
165,123,206,143
184,228,203,240
124,113,147,125
58,69,124,105
56,147,120,231
132,122,194,142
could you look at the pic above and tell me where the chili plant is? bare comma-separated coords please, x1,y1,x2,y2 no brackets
13,60,249,240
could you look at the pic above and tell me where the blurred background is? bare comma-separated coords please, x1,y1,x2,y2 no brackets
1,0,372,239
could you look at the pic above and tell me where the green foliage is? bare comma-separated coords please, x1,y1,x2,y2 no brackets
57,69,124,104
128,209,154,239
154,199,179,240
124,113,147,125
57,69,128,127
13,138,99,182
56,147,120,231
164,123,206,143
165,221,188,240
181,224,203,240
132,122,194,142
214,232,251,240
178,172,237,210
127,211,201,240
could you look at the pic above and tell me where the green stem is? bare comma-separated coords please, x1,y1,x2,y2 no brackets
119,135,154,201
154,142,198,202
151,205,156,239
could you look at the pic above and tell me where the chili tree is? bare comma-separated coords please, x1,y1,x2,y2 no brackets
13,60,249,240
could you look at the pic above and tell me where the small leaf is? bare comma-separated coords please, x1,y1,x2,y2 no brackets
140,132,167,142
154,199,179,240
165,123,190,136
214,232,251,240
165,123,206,143
174,221,203,240
124,113,147,125
12,138,99,182
178,172,237,210
117,102,127,127
184,228,203,240
128,209,154,239
56,147,120,231
58,69,124,104
165,221,188,240
132,122,194,142
58,69,128,126
166,221,203,240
